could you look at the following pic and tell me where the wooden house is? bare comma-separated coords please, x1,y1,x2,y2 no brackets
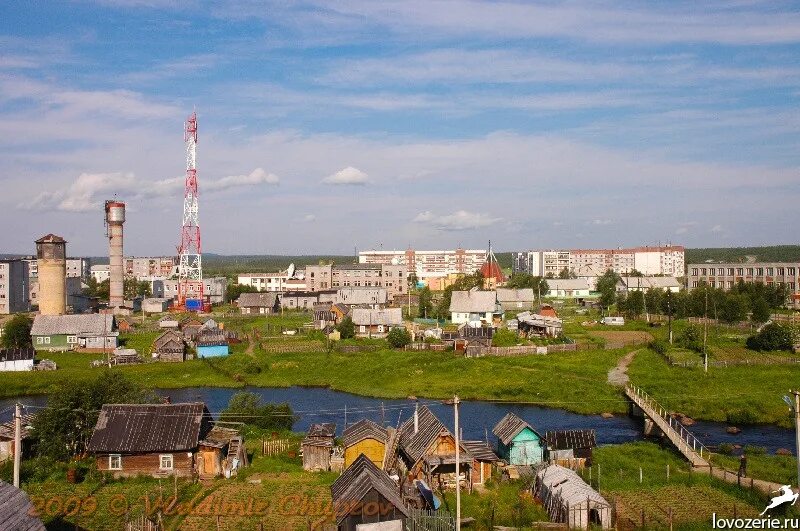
197,425,248,478
331,303,350,322
151,330,186,362
0,348,35,372
397,405,473,490
350,308,403,338
195,330,229,358
302,423,336,471
330,454,408,531
116,317,135,333
342,419,388,469
158,315,180,330
496,288,535,311
0,414,35,462
461,440,500,485
30,314,118,352
180,317,203,339
0,480,46,530
493,412,545,466
88,402,245,479
281,291,320,311
236,292,280,315
545,429,597,467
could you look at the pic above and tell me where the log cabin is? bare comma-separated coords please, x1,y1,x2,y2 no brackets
493,412,546,466
302,423,336,471
87,402,245,479
151,330,185,362
342,419,388,469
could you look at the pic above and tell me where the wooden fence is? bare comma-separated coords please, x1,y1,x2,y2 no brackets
405,508,455,531
663,352,800,368
405,343,448,352
261,438,294,456
464,343,582,358
126,514,160,531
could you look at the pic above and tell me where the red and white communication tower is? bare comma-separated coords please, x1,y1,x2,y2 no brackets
177,111,205,311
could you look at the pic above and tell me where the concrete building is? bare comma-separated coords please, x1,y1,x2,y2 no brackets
66,258,91,280
237,267,306,292
545,278,591,298
687,262,800,293
335,287,387,306
162,277,227,305
0,260,30,314
305,263,406,301
358,248,486,284
514,246,685,278
35,234,67,316
123,256,178,280
90,264,111,284
617,276,681,293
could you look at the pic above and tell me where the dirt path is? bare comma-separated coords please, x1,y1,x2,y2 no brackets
607,349,640,386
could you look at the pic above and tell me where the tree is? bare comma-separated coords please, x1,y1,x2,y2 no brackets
123,277,151,299
719,293,748,324
746,323,794,352
32,372,147,461
218,392,294,431
750,296,771,323
417,286,433,318
336,316,355,339
677,325,703,353
596,270,621,311
558,267,575,279
387,327,412,348
226,283,259,304
505,273,548,300
1,314,32,349
624,291,645,318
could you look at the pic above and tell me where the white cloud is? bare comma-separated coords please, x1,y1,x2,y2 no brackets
322,166,370,185
591,219,613,225
711,224,723,233
23,168,278,212
413,210,501,231
303,214,316,222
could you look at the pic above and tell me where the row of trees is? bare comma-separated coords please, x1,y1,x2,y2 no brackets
82,277,152,301
417,272,486,320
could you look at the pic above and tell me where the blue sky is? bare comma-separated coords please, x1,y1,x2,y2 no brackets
1,1,799,256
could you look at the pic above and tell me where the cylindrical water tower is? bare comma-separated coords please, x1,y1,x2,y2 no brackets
105,200,125,308
35,234,67,315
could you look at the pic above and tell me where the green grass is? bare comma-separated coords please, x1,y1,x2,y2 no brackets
441,480,549,528
712,451,798,485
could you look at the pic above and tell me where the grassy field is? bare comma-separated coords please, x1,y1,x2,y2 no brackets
711,450,799,485
441,480,549,528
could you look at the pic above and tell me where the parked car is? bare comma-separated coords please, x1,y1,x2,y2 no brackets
600,316,625,326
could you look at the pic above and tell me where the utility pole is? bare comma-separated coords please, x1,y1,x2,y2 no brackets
703,288,709,373
13,402,21,488
453,395,461,530
788,391,800,487
667,289,673,344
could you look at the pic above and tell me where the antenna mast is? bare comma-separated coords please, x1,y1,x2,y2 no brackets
177,111,204,311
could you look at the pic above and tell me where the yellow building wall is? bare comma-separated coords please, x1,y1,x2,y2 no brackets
344,438,386,469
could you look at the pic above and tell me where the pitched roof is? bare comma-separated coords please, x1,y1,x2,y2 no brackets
398,405,451,464
462,440,500,462
30,314,116,336
546,278,590,291
449,290,498,313
0,414,35,440
0,480,46,530
330,454,408,524
350,308,403,326
35,234,66,244
492,412,541,445
153,330,184,350
0,348,35,362
87,403,211,453
236,292,280,308
307,423,336,438
342,419,388,447
545,429,597,451
496,288,535,303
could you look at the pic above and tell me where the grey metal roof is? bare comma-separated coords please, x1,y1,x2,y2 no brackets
332,263,382,271
546,278,590,291
449,290,498,313
330,454,408,524
496,288,535,303
236,292,280,308
351,307,403,326
492,412,541,446
30,314,116,336
462,440,500,462
87,403,211,453
0,480,46,530
342,419,388,447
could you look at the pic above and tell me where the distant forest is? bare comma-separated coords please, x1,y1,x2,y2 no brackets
684,245,800,264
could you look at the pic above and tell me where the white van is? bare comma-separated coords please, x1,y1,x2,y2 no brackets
600,316,625,326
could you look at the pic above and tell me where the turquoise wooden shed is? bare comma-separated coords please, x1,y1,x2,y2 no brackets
492,412,545,466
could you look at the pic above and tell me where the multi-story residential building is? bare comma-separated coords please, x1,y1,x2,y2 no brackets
305,263,406,301
237,270,306,292
514,246,684,277
358,248,486,284
162,277,228,305
0,260,30,314
123,256,178,280
66,258,91,280
90,264,111,284
687,262,800,293
29,277,87,312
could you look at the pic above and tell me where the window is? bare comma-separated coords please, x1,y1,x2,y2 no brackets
160,454,174,470
737,268,744,275
701,268,707,275
109,454,122,470
691,268,698,276
718,268,725,275
789,268,796,276
728,268,734,276
756,268,764,276
778,268,785,276
67,336,78,344
767,268,774,276
747,268,754,275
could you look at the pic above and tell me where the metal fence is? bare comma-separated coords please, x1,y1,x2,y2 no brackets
405,508,455,531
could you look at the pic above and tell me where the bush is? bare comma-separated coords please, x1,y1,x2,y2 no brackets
743,445,766,456
717,443,735,456
677,326,703,353
386,327,411,348
746,323,794,352
492,328,519,347
218,392,295,431
649,339,669,356
336,316,355,339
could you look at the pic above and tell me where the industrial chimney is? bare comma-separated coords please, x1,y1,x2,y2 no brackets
105,200,125,308
35,234,66,315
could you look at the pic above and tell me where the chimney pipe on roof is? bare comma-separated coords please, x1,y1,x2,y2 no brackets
414,401,419,434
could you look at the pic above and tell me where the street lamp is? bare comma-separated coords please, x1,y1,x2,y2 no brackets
784,392,800,487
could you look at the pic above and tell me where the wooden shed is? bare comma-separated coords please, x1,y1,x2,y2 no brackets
151,330,185,362
331,454,408,531
302,423,336,471
0,414,35,462
461,440,500,485
493,412,545,466
545,429,597,467
342,419,388,469
534,464,612,529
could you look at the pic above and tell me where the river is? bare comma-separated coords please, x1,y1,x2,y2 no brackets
0,386,791,452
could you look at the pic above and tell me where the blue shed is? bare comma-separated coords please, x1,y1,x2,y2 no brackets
492,412,545,466
195,333,229,358
196,344,229,358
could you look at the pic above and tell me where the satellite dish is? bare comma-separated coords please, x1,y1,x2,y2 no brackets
287,263,296,278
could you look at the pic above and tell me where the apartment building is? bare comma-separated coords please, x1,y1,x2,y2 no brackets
305,263,406,301
162,277,228,305
358,248,486,283
687,262,800,293
237,271,306,292
514,246,685,277
23,257,90,280
124,256,178,279
0,260,30,314
90,264,111,284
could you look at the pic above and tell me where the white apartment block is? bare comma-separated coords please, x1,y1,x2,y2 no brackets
124,256,178,279
0,260,30,314
687,262,800,293
90,264,111,284
358,248,486,282
237,271,306,292
514,246,685,278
